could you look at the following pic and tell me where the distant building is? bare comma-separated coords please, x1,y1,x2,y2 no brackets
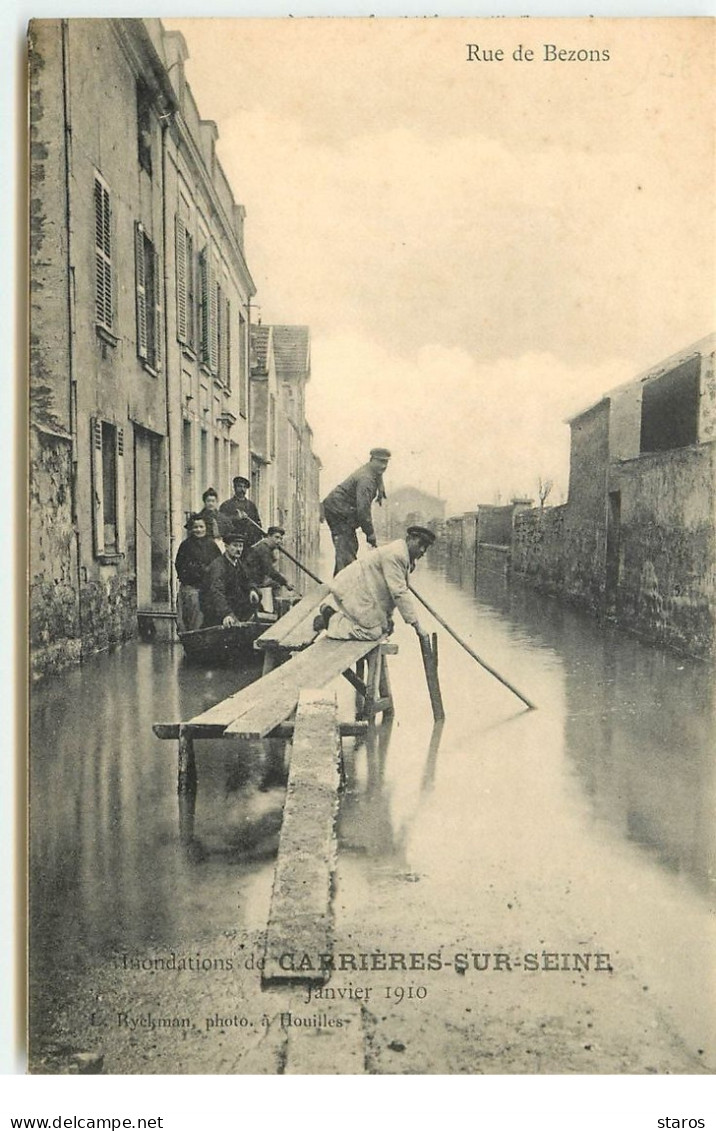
270,325,321,586
374,485,446,542
250,323,322,580
249,324,279,526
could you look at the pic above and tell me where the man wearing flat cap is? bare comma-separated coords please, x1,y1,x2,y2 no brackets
200,531,261,628
314,525,436,644
219,476,263,548
321,448,391,575
244,526,295,597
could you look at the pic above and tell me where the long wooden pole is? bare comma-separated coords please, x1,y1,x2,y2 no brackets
410,585,536,711
243,514,324,585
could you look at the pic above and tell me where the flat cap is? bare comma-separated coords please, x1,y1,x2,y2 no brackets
233,475,251,488
406,525,436,546
369,447,392,459
224,531,245,544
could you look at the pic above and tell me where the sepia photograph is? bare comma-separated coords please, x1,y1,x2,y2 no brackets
25,14,714,1084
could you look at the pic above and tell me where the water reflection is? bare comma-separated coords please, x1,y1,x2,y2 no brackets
30,642,280,975
337,719,445,859
438,556,716,895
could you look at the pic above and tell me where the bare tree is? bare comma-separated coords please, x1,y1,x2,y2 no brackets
537,476,554,509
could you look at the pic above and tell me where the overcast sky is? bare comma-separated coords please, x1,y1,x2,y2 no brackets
165,17,714,513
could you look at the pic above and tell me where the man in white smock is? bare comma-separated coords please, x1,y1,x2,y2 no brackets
314,525,436,642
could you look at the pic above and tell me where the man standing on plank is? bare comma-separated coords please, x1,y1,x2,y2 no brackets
313,525,435,643
321,447,391,575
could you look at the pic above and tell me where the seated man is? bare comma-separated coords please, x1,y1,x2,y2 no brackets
243,526,295,597
200,532,261,628
174,514,222,632
315,526,435,644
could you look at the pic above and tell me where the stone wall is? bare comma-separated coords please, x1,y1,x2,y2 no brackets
511,506,566,595
613,442,715,658
29,428,81,679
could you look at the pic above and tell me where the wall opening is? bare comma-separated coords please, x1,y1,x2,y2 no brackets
640,357,699,454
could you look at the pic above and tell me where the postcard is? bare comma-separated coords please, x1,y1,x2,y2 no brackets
27,16,714,1079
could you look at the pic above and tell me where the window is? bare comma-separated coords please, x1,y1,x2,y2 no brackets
640,357,700,454
198,247,217,372
90,418,126,558
94,175,113,332
135,222,161,370
269,394,277,459
238,311,248,417
175,216,195,349
136,81,153,176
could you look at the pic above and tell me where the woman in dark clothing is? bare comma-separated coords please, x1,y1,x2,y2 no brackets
174,515,222,632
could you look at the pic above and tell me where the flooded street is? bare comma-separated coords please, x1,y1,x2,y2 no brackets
29,562,715,1074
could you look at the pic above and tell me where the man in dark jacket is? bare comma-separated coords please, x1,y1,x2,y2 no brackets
200,532,260,628
219,476,262,547
244,526,294,596
322,448,391,574
174,515,222,632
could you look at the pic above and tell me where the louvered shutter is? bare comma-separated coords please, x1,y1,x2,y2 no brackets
225,298,232,387
175,216,187,343
198,249,209,365
135,222,148,359
209,260,218,373
90,417,105,555
94,179,112,330
153,244,162,370
115,427,126,553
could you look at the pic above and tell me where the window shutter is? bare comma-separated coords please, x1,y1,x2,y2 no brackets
198,248,209,365
225,298,232,387
175,216,187,343
153,244,162,370
94,179,112,329
135,221,148,359
90,417,105,555
209,261,218,373
115,427,126,553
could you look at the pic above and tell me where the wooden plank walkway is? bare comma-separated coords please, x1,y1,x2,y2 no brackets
262,689,341,984
186,636,381,738
254,585,330,653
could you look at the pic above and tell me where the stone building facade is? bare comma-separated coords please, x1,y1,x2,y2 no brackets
29,20,321,678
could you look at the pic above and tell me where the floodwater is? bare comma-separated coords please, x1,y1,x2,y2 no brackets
28,560,715,1073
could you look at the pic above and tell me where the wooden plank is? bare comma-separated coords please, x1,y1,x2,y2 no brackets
223,638,382,738
153,720,369,740
254,584,330,649
262,690,341,983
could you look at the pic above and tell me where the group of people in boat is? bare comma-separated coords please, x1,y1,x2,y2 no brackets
175,476,293,633
175,448,438,646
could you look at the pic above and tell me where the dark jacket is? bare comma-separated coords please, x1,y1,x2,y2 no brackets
244,538,289,588
174,535,221,589
198,507,235,541
200,554,257,626
218,496,262,546
322,463,386,542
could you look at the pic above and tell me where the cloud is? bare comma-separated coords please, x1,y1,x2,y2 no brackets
307,334,626,513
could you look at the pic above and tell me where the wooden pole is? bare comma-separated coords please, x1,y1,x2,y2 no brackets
410,586,536,711
419,634,445,722
244,514,324,586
